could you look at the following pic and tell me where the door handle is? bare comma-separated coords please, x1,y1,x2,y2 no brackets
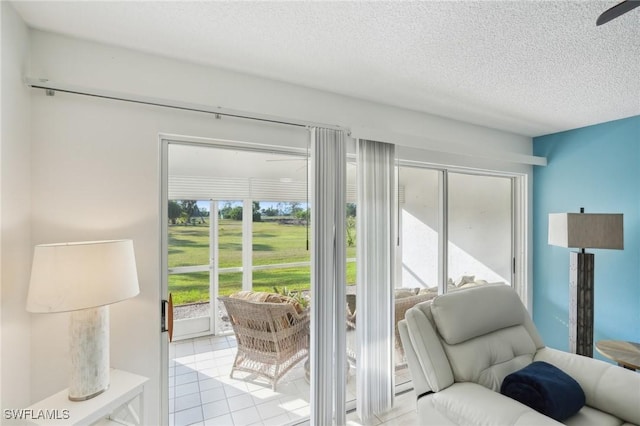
161,294,174,342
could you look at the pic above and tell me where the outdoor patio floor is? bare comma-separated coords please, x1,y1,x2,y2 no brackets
169,334,418,426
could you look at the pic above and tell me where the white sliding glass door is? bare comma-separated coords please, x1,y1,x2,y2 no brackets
397,167,514,292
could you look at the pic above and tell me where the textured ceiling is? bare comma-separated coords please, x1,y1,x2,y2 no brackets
11,0,640,137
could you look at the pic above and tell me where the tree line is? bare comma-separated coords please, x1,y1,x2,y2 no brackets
169,200,356,228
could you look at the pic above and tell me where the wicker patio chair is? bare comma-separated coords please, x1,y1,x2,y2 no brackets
346,293,357,330
345,290,437,368
219,296,310,390
394,292,435,366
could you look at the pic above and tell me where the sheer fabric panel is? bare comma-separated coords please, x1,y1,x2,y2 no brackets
356,139,396,420
310,128,347,426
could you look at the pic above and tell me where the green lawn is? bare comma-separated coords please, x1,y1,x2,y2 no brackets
168,220,356,305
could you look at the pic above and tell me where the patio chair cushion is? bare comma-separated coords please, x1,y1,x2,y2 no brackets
230,291,303,313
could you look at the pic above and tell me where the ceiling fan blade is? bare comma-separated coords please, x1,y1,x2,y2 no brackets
597,0,640,26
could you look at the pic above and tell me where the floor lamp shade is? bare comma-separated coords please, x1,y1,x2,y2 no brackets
548,212,623,357
26,240,140,400
548,213,624,250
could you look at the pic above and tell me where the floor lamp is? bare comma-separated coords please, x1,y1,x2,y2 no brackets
26,240,140,400
548,209,623,357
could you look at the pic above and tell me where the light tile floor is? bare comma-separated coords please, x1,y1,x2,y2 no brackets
169,335,418,426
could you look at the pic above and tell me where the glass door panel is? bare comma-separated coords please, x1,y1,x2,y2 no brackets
168,199,212,339
216,200,243,334
217,202,243,268
398,167,440,292
447,173,513,291
344,152,358,406
346,202,357,288
345,201,357,403
395,166,440,386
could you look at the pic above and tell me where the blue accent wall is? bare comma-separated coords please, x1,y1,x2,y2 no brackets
533,116,640,359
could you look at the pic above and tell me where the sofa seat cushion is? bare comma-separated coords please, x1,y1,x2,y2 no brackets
419,382,562,425
565,406,633,426
501,361,585,421
419,383,631,426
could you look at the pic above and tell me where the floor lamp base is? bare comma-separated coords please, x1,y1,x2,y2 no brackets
569,251,594,358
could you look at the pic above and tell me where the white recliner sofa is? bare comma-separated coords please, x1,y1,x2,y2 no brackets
398,283,640,425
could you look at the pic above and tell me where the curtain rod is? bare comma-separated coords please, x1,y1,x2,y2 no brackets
25,77,347,132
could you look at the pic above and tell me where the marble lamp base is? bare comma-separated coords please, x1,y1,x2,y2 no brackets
68,306,110,401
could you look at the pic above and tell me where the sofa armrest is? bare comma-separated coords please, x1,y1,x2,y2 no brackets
419,382,562,425
535,347,640,425
403,304,455,392
398,319,433,396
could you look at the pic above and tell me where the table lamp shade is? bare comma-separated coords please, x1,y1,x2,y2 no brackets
548,213,624,250
27,240,140,313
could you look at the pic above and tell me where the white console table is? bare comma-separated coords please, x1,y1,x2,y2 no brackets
25,369,148,425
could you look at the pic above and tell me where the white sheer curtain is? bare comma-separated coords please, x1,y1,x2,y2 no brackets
310,128,347,426
356,139,396,420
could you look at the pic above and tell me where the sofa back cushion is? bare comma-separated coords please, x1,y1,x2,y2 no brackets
431,283,524,344
430,284,544,391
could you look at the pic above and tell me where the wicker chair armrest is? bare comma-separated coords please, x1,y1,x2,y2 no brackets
288,307,310,323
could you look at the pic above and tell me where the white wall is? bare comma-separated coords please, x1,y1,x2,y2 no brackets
29,91,164,420
24,29,534,422
1,1,32,412
27,30,533,158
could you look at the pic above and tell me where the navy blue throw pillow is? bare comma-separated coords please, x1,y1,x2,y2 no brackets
500,361,585,421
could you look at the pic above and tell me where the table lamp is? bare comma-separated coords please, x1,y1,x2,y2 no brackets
548,209,623,357
26,240,140,401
